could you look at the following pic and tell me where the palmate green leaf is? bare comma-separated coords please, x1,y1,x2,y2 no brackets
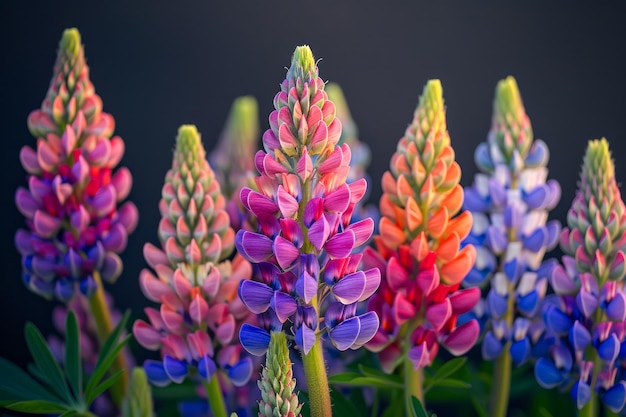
84,334,131,401
423,357,467,394
0,357,63,404
4,399,69,414
84,311,130,401
65,311,82,400
85,369,124,405
24,322,73,403
410,396,428,417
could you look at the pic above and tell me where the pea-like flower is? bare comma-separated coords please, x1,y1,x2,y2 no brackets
133,125,254,393
535,138,626,414
15,28,138,301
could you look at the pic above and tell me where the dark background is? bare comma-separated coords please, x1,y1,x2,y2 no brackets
1,0,625,406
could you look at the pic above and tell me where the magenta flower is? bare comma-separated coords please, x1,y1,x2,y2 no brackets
235,46,379,417
15,28,138,301
133,126,254,402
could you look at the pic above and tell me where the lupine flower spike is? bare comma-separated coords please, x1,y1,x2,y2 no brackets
462,76,561,417
258,332,303,417
133,125,255,417
209,96,261,233
15,28,137,405
364,79,480,411
236,46,380,417
535,138,626,415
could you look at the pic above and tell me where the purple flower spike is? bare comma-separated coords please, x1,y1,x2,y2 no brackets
15,29,137,301
235,46,380,363
134,125,256,393
534,139,626,413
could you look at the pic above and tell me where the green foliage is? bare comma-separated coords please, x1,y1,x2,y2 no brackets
122,368,154,417
0,310,131,415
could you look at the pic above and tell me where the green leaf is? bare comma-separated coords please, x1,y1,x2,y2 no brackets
425,378,470,390
328,373,403,390
4,399,69,414
84,335,130,402
423,357,467,393
65,311,82,400
357,364,402,382
85,369,123,405
122,368,154,417
84,310,130,400
0,357,62,403
537,407,554,417
330,389,360,415
24,322,73,403
410,396,428,417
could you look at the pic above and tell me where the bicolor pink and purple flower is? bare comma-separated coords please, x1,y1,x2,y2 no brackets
133,125,254,389
235,46,380,357
15,28,138,301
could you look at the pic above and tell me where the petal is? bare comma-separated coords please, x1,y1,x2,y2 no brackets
239,324,271,356
133,320,161,350
144,360,170,387
228,357,253,387
238,280,273,314
329,316,360,351
603,382,626,413
426,300,452,332
296,270,317,304
197,354,217,381
408,342,432,369
444,319,479,356
308,215,330,251
482,331,504,360
325,230,355,259
332,271,366,305
572,380,592,410
274,236,300,270
163,355,188,384
534,358,564,389
296,324,316,355
236,230,274,263
353,312,380,347
271,291,298,323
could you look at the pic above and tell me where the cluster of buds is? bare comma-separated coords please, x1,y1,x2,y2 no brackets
462,77,561,365
364,79,480,371
535,139,626,412
258,332,303,417
15,28,138,301
236,46,380,356
209,96,261,233
133,125,254,389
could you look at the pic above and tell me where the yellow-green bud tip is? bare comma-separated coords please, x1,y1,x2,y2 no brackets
60,28,81,56
176,124,203,151
584,137,614,179
418,79,444,113
231,96,259,127
495,76,525,118
292,45,316,74
325,83,349,114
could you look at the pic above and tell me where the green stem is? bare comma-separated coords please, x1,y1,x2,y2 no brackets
489,281,515,417
404,357,424,416
87,271,128,406
203,373,227,417
302,337,332,417
490,344,512,417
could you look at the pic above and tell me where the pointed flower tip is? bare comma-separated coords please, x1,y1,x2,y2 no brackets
292,45,316,74
60,28,81,56
229,96,259,139
325,83,348,110
584,137,614,178
268,330,289,362
495,75,524,117
420,79,444,109
176,124,204,155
